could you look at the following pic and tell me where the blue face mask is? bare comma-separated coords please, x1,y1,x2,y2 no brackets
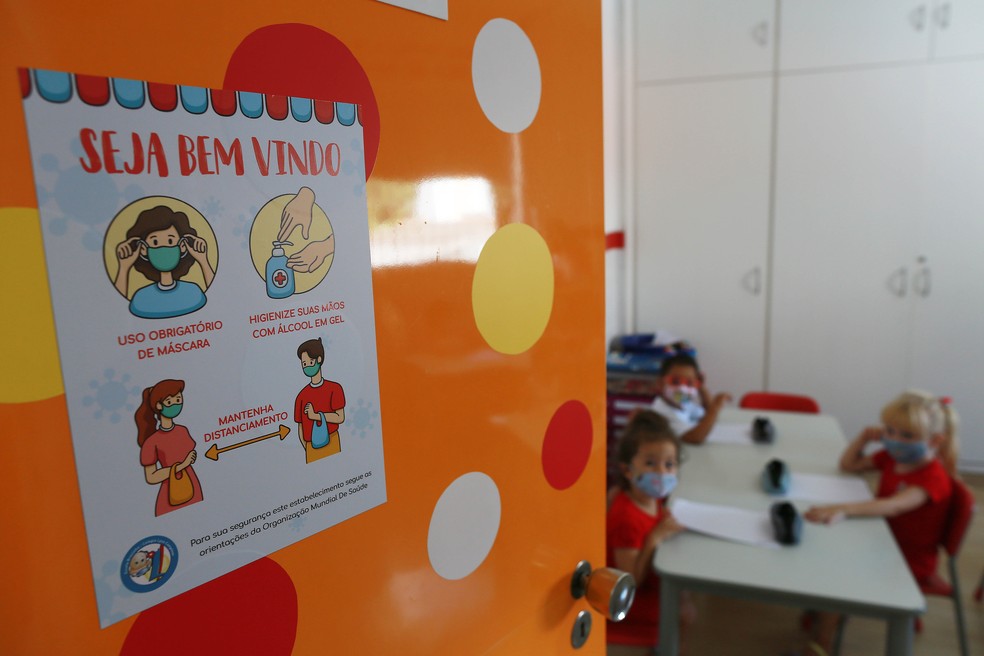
303,362,322,378
664,384,699,408
881,438,929,464
635,471,678,499
159,403,182,419
143,244,183,272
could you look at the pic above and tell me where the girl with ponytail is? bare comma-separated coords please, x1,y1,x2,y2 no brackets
135,379,203,516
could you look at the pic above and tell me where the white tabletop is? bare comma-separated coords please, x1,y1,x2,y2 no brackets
655,407,925,616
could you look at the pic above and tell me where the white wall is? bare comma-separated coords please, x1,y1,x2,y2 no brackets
602,0,627,347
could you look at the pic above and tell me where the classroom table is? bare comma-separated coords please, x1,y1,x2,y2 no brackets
655,408,924,656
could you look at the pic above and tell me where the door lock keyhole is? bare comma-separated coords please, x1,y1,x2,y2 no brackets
571,610,592,649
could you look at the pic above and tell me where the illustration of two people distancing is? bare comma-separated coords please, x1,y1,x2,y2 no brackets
135,339,346,517
107,186,335,319
109,189,345,515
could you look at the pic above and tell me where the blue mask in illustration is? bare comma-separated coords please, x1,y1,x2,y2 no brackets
145,244,182,272
881,438,929,464
303,362,322,378
635,471,678,499
159,403,182,419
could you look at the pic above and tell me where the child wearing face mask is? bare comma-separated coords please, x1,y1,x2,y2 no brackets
650,353,731,445
607,411,688,656
791,391,959,656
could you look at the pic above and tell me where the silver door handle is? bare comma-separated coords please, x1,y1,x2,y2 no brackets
887,266,909,297
751,21,769,47
571,560,635,622
910,5,928,31
935,2,952,29
913,266,932,297
742,267,763,296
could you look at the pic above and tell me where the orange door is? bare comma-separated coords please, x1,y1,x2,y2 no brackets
0,1,606,653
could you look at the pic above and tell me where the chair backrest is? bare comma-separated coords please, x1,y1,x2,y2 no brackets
941,477,976,556
739,391,821,414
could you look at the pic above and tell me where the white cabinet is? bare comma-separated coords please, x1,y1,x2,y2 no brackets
769,66,927,439
634,78,772,397
910,61,984,466
780,0,932,70
635,0,775,82
768,61,984,467
931,0,984,59
622,4,984,469
779,0,984,70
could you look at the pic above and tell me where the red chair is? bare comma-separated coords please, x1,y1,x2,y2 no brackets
739,391,820,414
831,476,975,656
914,477,975,656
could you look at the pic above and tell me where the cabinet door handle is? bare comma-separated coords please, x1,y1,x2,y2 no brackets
913,266,932,298
750,21,769,47
934,2,952,29
741,267,763,296
887,266,909,297
909,5,928,31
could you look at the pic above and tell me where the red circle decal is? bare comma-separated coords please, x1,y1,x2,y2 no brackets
224,23,380,178
121,557,297,655
542,400,593,490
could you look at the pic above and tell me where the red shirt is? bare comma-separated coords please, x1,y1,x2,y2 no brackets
606,491,664,647
294,380,345,442
139,425,204,516
872,450,952,582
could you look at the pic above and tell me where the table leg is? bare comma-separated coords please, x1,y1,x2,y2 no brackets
885,614,913,656
658,577,680,656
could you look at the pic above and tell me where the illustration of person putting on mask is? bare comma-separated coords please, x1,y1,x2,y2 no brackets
294,337,345,464
114,205,216,319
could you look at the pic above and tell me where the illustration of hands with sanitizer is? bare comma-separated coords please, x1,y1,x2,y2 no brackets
250,187,336,299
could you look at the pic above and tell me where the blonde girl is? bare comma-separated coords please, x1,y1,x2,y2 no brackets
799,391,958,655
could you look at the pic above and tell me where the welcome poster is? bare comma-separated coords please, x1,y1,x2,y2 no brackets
19,69,386,627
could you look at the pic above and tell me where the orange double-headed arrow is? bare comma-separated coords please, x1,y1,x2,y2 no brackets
205,424,290,461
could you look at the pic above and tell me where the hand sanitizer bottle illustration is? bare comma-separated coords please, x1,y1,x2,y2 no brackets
266,241,295,299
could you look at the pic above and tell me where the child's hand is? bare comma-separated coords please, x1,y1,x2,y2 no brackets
804,505,845,525
860,426,884,444
653,511,685,542
710,392,732,412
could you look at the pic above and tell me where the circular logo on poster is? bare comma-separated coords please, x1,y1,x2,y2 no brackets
121,535,179,593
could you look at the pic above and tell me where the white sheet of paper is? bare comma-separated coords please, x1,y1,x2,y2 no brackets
706,423,755,445
781,472,873,503
670,498,779,548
